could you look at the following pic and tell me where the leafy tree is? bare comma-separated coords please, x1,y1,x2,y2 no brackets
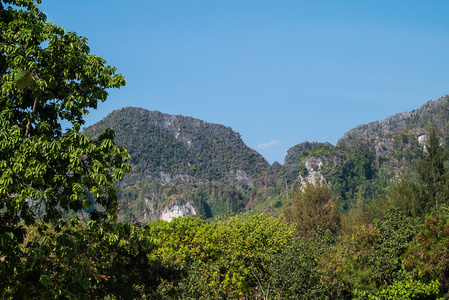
353,277,440,300
318,224,381,298
146,217,225,299
147,216,218,266
215,213,295,297
415,125,449,210
0,0,129,223
1,219,164,299
0,0,131,295
388,174,422,218
403,207,449,295
254,230,335,299
340,196,373,236
318,209,418,298
371,209,419,285
284,182,340,237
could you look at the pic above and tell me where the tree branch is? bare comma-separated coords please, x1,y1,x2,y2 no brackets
25,96,39,137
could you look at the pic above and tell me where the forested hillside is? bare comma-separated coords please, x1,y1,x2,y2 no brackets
83,107,270,182
83,107,275,222
284,95,449,210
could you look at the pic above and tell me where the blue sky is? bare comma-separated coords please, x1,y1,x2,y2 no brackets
40,1,449,164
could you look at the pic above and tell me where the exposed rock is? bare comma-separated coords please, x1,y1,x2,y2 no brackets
298,157,326,186
142,197,159,223
228,169,254,188
418,134,427,146
160,202,197,222
83,94,449,221
159,172,171,185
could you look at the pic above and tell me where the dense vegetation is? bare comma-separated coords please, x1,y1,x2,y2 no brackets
5,164,449,298
3,0,449,299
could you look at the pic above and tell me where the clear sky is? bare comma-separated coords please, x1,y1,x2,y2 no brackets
39,1,449,164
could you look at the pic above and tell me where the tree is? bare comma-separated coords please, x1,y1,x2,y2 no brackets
1,218,165,299
0,0,130,260
253,231,335,299
215,213,295,297
415,124,449,210
389,124,449,218
318,210,418,298
284,182,340,237
403,207,449,295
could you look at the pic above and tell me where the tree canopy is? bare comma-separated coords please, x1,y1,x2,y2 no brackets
0,0,130,252
389,124,449,218
284,182,340,237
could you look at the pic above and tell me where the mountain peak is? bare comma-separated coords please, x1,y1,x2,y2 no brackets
338,95,449,144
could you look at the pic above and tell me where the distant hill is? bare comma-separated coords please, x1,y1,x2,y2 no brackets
83,107,273,222
84,95,449,221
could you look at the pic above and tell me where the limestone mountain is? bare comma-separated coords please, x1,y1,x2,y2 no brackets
284,95,449,209
83,107,272,222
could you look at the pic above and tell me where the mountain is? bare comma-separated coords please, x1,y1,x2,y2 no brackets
83,107,277,222
84,107,270,183
284,95,449,209
84,95,449,222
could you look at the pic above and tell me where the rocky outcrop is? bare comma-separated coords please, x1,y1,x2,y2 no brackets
297,157,326,186
141,198,197,222
83,107,271,222
227,170,254,188
160,202,197,222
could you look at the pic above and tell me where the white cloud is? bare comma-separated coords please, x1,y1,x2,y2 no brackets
256,139,282,150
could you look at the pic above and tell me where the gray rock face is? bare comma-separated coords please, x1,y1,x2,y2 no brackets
297,157,326,186
227,169,254,188
338,95,449,144
142,198,197,222
160,202,197,222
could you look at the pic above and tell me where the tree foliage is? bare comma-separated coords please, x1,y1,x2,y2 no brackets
0,0,130,225
389,124,449,218
0,0,131,294
284,182,340,237
403,207,449,291
317,211,420,298
0,219,164,299
3,1,449,299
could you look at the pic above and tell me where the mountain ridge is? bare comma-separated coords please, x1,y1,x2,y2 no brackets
338,95,449,144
